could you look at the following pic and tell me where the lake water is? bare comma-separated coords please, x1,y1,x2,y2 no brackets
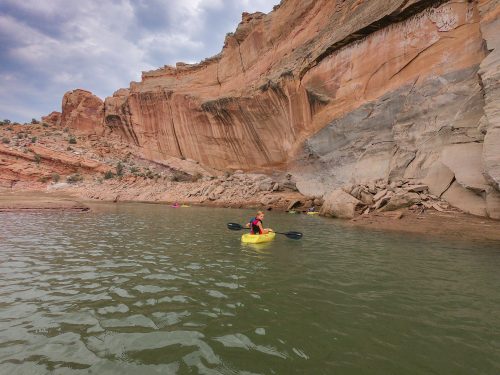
1,203,499,374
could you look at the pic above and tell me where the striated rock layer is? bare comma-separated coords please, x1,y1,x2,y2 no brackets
53,0,499,218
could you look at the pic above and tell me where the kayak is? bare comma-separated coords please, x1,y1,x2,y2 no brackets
288,210,298,214
181,205,190,207
307,212,319,215
241,232,276,244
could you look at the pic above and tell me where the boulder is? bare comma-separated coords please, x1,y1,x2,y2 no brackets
373,191,394,210
441,143,490,193
320,189,365,219
258,181,273,191
359,191,374,205
350,185,362,199
442,181,487,217
423,161,455,197
373,189,388,202
380,192,420,212
486,190,500,220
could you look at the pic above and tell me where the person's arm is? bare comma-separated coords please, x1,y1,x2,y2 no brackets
258,221,269,234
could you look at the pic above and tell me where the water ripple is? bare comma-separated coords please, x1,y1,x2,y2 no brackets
0,205,499,374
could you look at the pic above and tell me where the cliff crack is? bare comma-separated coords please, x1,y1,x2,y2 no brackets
389,40,439,81
236,40,246,73
166,96,184,159
216,59,222,94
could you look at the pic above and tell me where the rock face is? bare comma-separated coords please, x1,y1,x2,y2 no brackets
61,90,104,135
54,0,500,219
41,111,61,127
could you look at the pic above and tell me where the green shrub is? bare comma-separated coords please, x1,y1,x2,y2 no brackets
130,166,139,174
2,119,11,125
31,118,39,124
116,162,124,176
191,172,202,182
104,171,114,179
31,137,37,143
51,173,60,183
69,136,77,144
67,173,83,183
34,154,41,164
1,138,9,144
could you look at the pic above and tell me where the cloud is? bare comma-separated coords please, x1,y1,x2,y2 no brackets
0,0,277,123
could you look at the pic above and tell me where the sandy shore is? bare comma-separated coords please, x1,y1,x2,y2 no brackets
345,208,500,243
0,190,89,212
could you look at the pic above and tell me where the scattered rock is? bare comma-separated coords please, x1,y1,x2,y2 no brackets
359,191,374,205
405,184,428,193
380,192,420,212
373,189,387,202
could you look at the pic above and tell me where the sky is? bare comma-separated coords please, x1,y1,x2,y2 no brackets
0,0,277,123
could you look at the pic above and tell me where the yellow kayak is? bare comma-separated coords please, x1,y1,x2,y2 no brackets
307,212,319,215
241,232,276,244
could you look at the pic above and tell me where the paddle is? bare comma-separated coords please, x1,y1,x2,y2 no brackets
227,223,303,240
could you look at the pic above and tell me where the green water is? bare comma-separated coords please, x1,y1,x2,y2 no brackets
0,203,499,374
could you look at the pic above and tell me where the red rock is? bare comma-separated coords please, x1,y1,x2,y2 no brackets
41,111,61,127
61,89,104,135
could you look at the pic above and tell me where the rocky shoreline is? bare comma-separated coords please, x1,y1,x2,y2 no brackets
2,187,500,243
2,120,500,244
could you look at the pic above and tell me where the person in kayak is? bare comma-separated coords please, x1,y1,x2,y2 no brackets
245,211,272,235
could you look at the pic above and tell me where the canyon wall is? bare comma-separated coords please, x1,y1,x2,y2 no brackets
55,0,500,218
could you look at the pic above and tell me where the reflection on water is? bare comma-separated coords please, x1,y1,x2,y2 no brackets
0,203,499,374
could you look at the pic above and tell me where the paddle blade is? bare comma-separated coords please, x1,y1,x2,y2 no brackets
284,231,303,240
227,223,244,231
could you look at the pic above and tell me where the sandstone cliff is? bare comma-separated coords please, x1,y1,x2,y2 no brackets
45,0,500,219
